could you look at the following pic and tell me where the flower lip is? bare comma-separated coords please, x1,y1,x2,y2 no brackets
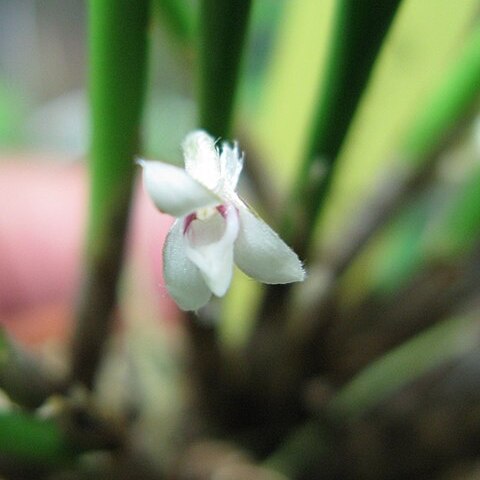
184,204,240,296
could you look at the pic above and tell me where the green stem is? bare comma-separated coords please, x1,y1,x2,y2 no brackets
286,0,402,256
198,0,252,138
71,0,151,388
153,0,196,51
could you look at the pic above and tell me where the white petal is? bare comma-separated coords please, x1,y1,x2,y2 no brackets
184,205,239,297
182,130,221,190
163,219,212,311
139,159,219,217
220,141,243,189
234,204,305,284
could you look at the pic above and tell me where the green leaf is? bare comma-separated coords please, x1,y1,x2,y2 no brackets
337,191,435,305
429,164,480,259
0,411,73,466
402,23,480,162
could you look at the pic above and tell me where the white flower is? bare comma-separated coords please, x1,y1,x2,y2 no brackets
139,130,305,311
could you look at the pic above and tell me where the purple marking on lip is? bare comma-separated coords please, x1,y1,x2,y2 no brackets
183,213,197,233
216,204,228,217
184,205,234,233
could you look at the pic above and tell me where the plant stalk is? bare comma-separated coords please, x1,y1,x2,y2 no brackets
71,0,151,388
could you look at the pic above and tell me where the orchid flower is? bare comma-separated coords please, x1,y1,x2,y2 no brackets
139,130,305,311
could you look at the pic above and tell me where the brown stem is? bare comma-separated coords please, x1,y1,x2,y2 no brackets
70,181,134,389
183,310,226,435
336,353,480,480
327,242,480,382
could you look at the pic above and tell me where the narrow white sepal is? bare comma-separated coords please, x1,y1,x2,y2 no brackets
163,219,212,311
139,159,219,217
234,204,305,284
184,206,239,297
182,130,221,190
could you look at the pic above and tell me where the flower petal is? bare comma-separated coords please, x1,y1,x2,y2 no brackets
139,159,219,217
184,205,239,297
234,204,305,284
220,140,243,190
182,130,221,190
163,219,212,311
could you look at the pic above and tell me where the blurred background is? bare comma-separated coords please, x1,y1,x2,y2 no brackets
1,1,480,478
